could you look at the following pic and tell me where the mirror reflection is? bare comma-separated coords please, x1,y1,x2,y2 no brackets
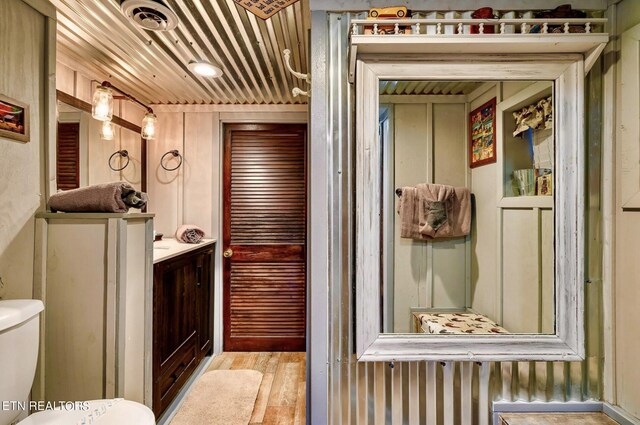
56,100,143,191
380,80,555,335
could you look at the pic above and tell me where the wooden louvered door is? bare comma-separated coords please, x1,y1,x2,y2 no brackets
56,122,80,190
223,123,306,351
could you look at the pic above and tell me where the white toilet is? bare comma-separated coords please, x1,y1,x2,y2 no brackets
0,300,155,425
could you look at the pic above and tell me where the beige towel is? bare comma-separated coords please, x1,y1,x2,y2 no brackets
176,224,205,244
48,181,147,213
397,184,471,240
397,187,429,240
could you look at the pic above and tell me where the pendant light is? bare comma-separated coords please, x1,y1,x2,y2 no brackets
100,120,116,140
91,81,157,140
92,84,114,121
141,111,157,140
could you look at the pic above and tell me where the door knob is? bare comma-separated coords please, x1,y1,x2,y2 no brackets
223,248,233,258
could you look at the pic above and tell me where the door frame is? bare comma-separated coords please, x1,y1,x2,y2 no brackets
213,114,308,356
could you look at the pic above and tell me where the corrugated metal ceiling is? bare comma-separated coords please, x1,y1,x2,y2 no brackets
52,0,310,105
380,80,484,96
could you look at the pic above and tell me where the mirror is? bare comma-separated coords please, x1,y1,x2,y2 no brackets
356,57,584,361
380,80,555,336
56,95,145,193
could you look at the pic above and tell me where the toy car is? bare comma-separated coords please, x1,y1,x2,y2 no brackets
364,6,411,34
368,6,408,19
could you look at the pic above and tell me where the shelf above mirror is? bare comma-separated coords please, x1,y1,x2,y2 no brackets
348,18,609,82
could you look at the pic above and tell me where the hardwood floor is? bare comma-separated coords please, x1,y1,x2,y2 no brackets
206,352,306,425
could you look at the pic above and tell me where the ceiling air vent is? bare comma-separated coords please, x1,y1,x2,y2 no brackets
120,0,178,31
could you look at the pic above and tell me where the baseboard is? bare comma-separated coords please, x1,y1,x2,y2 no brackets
603,403,640,425
492,401,640,425
156,353,216,425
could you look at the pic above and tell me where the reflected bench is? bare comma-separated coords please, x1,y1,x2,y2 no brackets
412,310,509,334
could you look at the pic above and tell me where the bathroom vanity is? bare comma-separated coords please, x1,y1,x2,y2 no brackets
151,238,216,417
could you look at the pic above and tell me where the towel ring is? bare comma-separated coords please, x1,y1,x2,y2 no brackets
108,150,130,171
161,150,183,171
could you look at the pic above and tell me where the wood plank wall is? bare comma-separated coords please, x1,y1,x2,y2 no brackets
385,102,468,332
612,0,640,419
0,0,49,300
469,82,555,334
146,109,307,239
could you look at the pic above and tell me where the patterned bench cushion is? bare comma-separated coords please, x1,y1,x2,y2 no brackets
415,312,509,334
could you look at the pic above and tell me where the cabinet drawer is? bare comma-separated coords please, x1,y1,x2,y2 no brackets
154,338,197,416
157,331,197,378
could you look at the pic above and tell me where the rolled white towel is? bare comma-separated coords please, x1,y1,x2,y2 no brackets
175,224,205,244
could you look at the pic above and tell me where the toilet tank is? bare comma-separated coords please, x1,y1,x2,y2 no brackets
0,300,44,425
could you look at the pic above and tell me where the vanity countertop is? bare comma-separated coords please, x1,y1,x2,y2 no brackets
153,238,216,264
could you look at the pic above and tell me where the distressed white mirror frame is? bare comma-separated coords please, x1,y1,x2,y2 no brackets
356,55,584,362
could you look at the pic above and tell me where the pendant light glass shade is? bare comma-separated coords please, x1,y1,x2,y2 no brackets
141,112,157,140
100,120,115,140
92,85,114,121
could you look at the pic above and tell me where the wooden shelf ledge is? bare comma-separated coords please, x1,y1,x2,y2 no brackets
349,33,609,82
499,196,554,209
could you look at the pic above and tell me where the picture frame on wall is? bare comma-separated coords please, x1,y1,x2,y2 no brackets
0,94,30,143
232,0,300,19
469,97,496,168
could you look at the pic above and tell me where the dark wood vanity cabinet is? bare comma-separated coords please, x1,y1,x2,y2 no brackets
152,244,215,417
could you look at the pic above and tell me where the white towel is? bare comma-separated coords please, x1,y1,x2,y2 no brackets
175,224,205,244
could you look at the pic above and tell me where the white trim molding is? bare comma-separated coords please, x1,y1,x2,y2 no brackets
355,55,587,362
604,404,640,425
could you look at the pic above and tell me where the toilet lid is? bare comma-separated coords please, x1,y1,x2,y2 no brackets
18,399,155,425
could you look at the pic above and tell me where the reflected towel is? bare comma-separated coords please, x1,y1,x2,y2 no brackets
397,184,471,240
49,181,148,213
176,224,205,244
416,184,457,237
397,186,428,240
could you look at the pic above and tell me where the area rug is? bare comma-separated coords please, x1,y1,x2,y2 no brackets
170,369,263,425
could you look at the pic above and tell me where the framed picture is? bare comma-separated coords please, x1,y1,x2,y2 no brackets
0,94,29,143
469,97,496,168
232,0,300,19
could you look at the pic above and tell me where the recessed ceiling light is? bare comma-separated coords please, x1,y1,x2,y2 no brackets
188,61,223,78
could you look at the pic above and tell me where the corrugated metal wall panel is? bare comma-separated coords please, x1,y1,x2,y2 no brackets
323,11,603,424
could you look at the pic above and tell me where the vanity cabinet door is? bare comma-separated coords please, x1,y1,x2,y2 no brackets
152,251,199,416
196,247,214,361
